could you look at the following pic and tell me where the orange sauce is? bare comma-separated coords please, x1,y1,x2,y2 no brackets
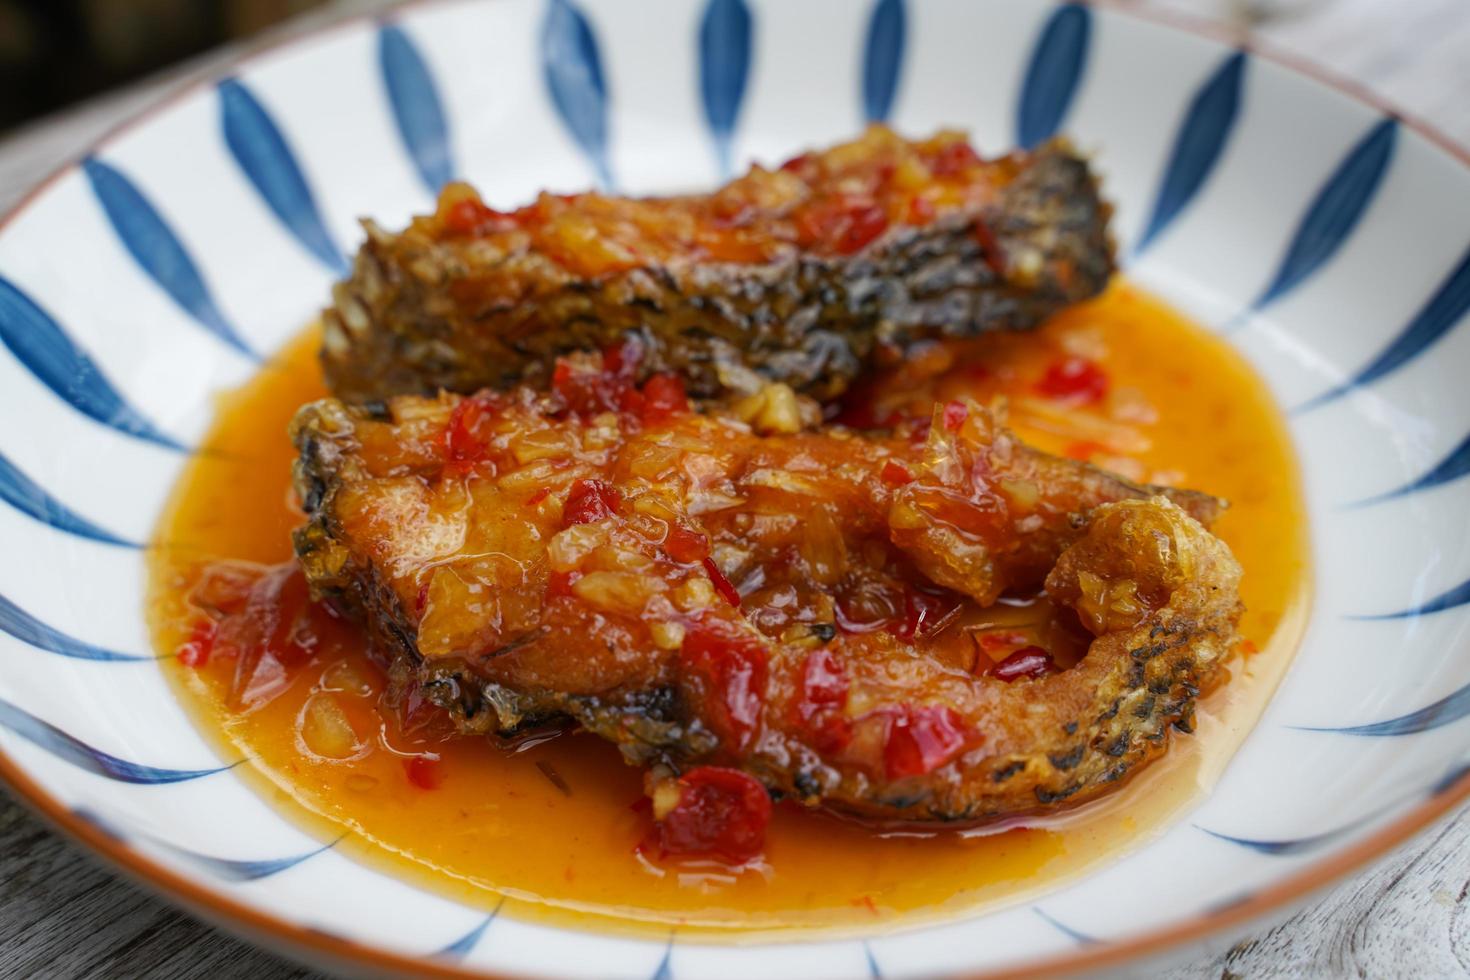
147,281,1310,940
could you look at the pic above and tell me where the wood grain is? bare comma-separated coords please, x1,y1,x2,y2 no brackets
1,1,1466,976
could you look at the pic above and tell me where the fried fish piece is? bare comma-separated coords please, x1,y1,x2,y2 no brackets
290,367,1236,824
322,126,1113,404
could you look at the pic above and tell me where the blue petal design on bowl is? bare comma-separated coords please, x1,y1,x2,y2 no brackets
1197,823,1352,856
0,592,146,661
0,451,138,547
1349,576,1470,620
1352,431,1470,506
1297,244,1470,413
864,940,883,978
1032,906,1097,944
861,0,905,124
1245,118,1396,315
0,275,185,451
542,0,613,189
1291,680,1470,736
379,23,454,194
1434,760,1470,794
1133,52,1245,256
699,0,752,177
81,157,257,360
436,906,500,959
0,697,227,783
1016,4,1090,150
650,933,675,980
218,78,347,274
76,806,338,881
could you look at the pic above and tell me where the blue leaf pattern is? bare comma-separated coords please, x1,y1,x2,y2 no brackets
0,451,137,547
81,157,256,359
436,905,500,959
542,0,613,189
864,941,884,978
1016,4,1090,150
1134,52,1246,255
0,276,185,451
1249,118,1397,312
650,933,675,980
0,697,226,783
1033,906,1098,944
218,78,347,274
75,807,336,881
1297,243,1470,412
0,592,146,661
699,0,752,178
1350,577,1470,620
1198,824,1353,856
379,23,454,194
1354,431,1470,505
1292,680,1470,736
861,0,905,124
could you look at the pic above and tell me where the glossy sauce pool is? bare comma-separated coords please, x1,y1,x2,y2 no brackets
147,281,1311,939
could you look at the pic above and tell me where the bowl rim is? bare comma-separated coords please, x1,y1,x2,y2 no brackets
0,0,1466,977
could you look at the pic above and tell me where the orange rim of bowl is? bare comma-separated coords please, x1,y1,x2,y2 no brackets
0,1,1466,977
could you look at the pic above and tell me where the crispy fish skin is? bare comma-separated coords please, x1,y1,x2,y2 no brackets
290,373,1237,825
322,129,1113,404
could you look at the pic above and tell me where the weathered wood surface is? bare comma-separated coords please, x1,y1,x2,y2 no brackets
1,1,1467,976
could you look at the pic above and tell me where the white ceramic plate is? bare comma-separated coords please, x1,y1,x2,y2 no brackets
1,1,1468,976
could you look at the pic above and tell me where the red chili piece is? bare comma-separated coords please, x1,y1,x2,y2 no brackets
1036,356,1109,405
654,766,772,864
942,400,969,432
404,754,443,790
929,141,982,177
795,648,852,754
702,556,742,607
664,524,711,564
552,339,644,417
176,619,217,668
442,198,516,236
546,570,581,597
795,195,889,255
989,646,1056,682
443,393,499,472
640,373,690,425
882,705,972,779
563,479,620,527
681,619,768,749
880,460,914,486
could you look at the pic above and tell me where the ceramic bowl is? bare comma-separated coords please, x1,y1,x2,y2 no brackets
1,0,1467,976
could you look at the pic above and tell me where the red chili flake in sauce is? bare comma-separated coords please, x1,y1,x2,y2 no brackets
989,646,1056,682
795,195,889,255
441,198,516,237
680,619,768,749
652,766,772,864
1036,356,1109,405
702,556,742,607
414,579,431,615
640,373,689,425
779,152,813,174
942,400,969,431
552,339,644,417
1064,440,1106,461
563,479,620,526
904,194,936,225
880,460,914,486
895,588,960,639
972,218,1006,277
546,570,581,597
524,487,552,508
403,754,443,790
795,648,852,754
443,393,499,471
882,705,972,779
176,619,217,668
928,140,982,177
664,524,711,564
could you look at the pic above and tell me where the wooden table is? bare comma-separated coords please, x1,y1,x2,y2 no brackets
2,1,1467,976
